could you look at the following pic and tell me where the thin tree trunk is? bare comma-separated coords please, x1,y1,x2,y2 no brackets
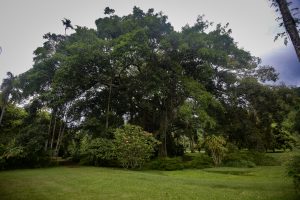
190,135,195,153
54,122,63,156
55,123,65,157
50,117,57,151
45,114,53,151
159,111,168,157
276,0,300,61
0,105,6,126
105,81,112,129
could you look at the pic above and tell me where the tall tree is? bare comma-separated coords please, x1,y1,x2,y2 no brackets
17,7,282,157
0,72,17,125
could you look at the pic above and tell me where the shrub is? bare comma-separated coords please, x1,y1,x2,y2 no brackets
78,136,116,167
223,160,256,168
146,157,184,171
146,154,213,170
223,151,279,167
67,132,117,167
68,140,80,162
114,124,159,169
287,155,300,192
248,151,279,166
0,138,50,170
0,140,24,169
226,143,239,153
184,154,213,169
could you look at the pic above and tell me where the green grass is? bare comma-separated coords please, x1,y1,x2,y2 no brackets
0,164,298,200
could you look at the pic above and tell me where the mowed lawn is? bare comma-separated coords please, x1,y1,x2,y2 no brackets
0,163,298,200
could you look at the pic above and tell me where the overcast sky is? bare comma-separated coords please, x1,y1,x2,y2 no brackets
0,0,299,85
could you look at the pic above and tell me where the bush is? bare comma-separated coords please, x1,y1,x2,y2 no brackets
0,140,24,169
294,175,300,193
226,143,239,153
223,151,279,167
68,140,80,162
287,155,300,192
146,157,184,171
0,138,50,170
114,124,159,169
146,154,213,170
248,151,279,166
78,136,117,167
184,154,213,169
223,160,256,168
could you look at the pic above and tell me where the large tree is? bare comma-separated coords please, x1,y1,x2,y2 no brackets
17,7,280,157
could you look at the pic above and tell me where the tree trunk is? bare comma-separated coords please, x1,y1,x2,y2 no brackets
158,111,168,157
55,123,65,157
190,135,195,153
54,122,63,156
105,81,112,129
50,117,57,151
0,105,6,126
276,0,300,61
44,114,53,151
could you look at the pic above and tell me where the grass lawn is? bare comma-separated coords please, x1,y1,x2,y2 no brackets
0,163,299,200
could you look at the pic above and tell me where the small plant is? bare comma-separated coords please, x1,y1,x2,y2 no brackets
114,124,159,169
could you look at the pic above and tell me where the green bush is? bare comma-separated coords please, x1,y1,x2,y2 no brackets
226,143,239,153
223,151,279,167
72,125,159,169
147,154,213,170
68,140,80,162
146,157,184,171
79,136,117,167
294,174,300,193
114,124,159,169
287,155,300,192
184,154,213,169
248,151,280,166
0,140,24,169
223,160,256,168
0,138,51,170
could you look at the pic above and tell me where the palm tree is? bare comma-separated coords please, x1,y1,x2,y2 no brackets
61,18,74,35
0,72,16,125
